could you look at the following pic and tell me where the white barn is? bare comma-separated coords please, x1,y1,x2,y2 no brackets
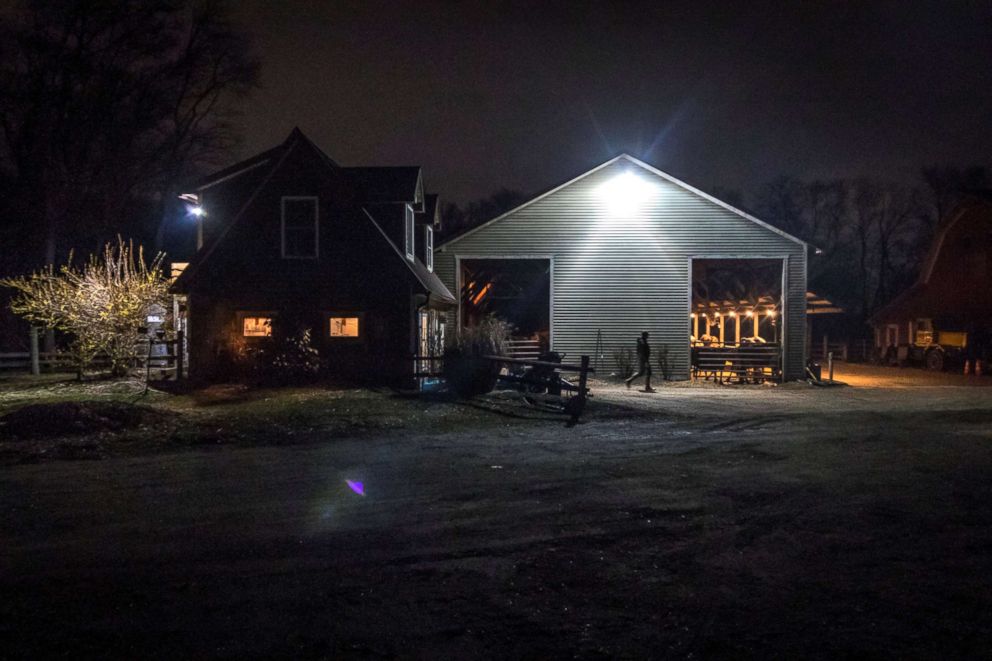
435,155,808,381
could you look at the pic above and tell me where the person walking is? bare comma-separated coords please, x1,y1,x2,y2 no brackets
625,331,655,392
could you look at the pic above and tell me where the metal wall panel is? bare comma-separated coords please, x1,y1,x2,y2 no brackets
436,159,807,380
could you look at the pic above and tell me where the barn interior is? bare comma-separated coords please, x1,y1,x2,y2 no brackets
460,258,551,354
691,258,783,347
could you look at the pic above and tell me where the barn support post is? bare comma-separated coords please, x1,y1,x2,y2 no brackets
29,327,40,375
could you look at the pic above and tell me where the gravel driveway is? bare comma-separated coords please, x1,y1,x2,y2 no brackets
2,363,991,658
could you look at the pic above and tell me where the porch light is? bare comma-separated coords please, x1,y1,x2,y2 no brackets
597,171,654,218
728,310,736,317
189,205,205,217
746,310,754,317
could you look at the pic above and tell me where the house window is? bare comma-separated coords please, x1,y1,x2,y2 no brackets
405,205,415,261
424,225,434,271
281,196,318,259
243,316,273,337
329,315,360,338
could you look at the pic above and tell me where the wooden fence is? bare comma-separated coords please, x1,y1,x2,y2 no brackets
1,331,185,379
692,344,782,384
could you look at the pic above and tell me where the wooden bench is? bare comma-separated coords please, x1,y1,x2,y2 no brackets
692,344,781,384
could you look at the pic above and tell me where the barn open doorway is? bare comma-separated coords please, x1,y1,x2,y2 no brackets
460,258,550,358
690,258,784,381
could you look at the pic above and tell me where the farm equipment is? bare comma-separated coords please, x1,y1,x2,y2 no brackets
908,329,968,371
486,352,594,423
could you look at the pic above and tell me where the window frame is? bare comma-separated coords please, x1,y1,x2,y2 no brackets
327,312,365,341
238,311,277,339
404,204,415,261
280,196,319,259
424,224,434,271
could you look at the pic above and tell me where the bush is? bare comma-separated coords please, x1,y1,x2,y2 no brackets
657,343,671,381
446,315,511,357
233,315,322,384
613,347,634,379
444,315,512,396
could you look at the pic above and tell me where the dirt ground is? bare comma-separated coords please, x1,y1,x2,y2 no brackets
2,364,992,658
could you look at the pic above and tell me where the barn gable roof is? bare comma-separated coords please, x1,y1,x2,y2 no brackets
439,154,806,249
871,193,992,323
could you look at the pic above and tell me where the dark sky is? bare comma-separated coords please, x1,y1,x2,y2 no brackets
232,1,992,204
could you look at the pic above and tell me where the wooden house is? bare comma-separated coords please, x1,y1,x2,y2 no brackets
871,193,992,370
171,128,454,385
435,155,809,381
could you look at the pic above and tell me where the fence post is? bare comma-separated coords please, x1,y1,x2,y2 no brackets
176,330,184,380
29,326,40,375
828,351,834,383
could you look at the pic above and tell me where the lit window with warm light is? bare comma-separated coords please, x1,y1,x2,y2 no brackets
329,316,360,338
243,316,272,337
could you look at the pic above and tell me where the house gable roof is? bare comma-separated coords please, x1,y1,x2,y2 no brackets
172,128,445,300
361,208,455,303
439,154,807,249
343,166,423,207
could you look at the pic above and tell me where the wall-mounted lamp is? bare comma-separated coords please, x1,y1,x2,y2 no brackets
597,170,654,218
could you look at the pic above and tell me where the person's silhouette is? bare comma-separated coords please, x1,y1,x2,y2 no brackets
625,331,655,392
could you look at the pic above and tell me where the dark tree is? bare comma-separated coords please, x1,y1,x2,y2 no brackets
0,0,258,274
440,187,527,238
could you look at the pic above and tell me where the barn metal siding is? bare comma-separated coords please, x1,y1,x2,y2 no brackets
436,158,807,380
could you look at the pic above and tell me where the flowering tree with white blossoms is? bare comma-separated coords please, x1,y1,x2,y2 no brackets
1,239,169,378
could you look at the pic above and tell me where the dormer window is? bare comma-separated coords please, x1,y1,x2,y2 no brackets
424,225,434,271
281,197,318,259
405,204,415,261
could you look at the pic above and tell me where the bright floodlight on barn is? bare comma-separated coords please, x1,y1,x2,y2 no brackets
598,171,654,218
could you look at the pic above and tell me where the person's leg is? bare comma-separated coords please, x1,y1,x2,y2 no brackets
644,362,654,391
625,365,643,388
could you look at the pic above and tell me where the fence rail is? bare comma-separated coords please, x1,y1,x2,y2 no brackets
1,332,184,379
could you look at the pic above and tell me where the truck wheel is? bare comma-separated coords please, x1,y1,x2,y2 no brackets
925,349,945,371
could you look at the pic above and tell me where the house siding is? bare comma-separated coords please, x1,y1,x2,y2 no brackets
435,158,807,380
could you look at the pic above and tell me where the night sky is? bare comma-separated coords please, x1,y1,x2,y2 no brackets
232,1,992,204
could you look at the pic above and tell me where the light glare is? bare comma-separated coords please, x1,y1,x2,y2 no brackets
598,171,654,218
